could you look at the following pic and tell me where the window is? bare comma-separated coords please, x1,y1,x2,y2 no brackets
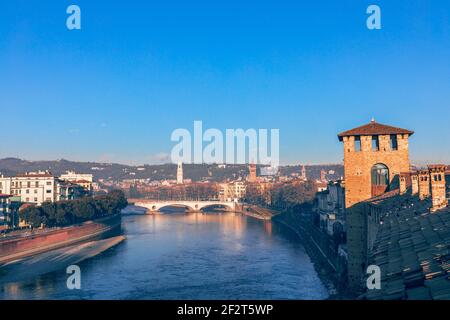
35,181,39,187
46,190,52,194
371,163,389,197
26,189,29,194
27,181,31,188
372,136,379,151
34,189,38,194
390,135,398,151
46,181,52,186
34,198,38,202
354,136,361,152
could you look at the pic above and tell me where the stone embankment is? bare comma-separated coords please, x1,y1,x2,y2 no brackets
0,214,121,265
242,205,280,220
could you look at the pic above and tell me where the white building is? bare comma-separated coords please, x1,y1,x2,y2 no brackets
59,171,94,193
316,181,346,237
0,171,85,206
60,171,93,182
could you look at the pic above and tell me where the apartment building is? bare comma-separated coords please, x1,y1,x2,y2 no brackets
59,170,94,193
0,171,85,206
218,181,247,201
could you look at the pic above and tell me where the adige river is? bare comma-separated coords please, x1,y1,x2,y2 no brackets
1,212,329,300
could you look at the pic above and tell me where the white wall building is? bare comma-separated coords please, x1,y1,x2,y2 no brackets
60,171,93,182
59,171,94,193
0,171,85,206
0,171,56,205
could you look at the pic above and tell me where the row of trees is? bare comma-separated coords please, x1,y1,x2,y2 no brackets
270,181,317,210
245,181,318,212
19,190,128,228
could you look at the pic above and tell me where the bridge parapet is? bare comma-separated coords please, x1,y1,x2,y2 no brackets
129,199,240,213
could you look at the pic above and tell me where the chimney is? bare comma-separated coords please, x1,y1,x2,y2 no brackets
411,172,419,195
399,172,410,195
428,165,447,212
418,170,430,200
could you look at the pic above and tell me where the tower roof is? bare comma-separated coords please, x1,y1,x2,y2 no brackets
338,120,414,141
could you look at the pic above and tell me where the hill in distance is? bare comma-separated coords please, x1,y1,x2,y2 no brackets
0,158,343,182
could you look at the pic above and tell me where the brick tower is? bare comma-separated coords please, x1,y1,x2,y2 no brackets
411,172,419,195
248,163,257,182
338,119,414,208
399,172,411,195
418,170,430,200
339,119,414,291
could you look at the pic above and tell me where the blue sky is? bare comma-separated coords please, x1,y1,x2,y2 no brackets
0,0,449,165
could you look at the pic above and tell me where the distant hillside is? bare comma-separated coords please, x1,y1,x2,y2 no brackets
0,158,343,182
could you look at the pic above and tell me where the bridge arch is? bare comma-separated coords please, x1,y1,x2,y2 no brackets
199,204,234,212
130,199,238,214
158,204,196,213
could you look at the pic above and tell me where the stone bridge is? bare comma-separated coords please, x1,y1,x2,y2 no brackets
129,199,240,213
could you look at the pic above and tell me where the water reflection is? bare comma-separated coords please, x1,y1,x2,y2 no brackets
1,212,328,300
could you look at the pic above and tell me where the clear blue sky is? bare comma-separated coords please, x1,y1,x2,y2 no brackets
0,0,449,165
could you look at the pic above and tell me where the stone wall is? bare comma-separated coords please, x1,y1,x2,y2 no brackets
0,214,121,263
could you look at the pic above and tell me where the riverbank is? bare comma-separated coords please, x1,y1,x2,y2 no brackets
0,214,121,265
273,212,349,299
242,205,279,220
0,236,125,288
1,213,329,299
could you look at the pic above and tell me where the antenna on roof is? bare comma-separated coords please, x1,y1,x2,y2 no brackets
371,117,376,123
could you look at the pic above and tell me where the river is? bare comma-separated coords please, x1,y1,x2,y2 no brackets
0,212,329,300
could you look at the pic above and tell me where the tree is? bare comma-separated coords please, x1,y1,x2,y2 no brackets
18,190,128,228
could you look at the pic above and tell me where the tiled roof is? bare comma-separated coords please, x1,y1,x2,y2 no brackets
338,121,414,141
15,173,53,178
365,195,450,300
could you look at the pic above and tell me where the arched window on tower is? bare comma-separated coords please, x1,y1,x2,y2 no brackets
371,163,389,197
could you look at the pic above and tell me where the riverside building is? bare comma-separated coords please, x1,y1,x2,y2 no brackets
0,171,85,206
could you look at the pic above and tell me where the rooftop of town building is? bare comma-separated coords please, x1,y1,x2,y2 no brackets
338,119,414,141
363,181,450,300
